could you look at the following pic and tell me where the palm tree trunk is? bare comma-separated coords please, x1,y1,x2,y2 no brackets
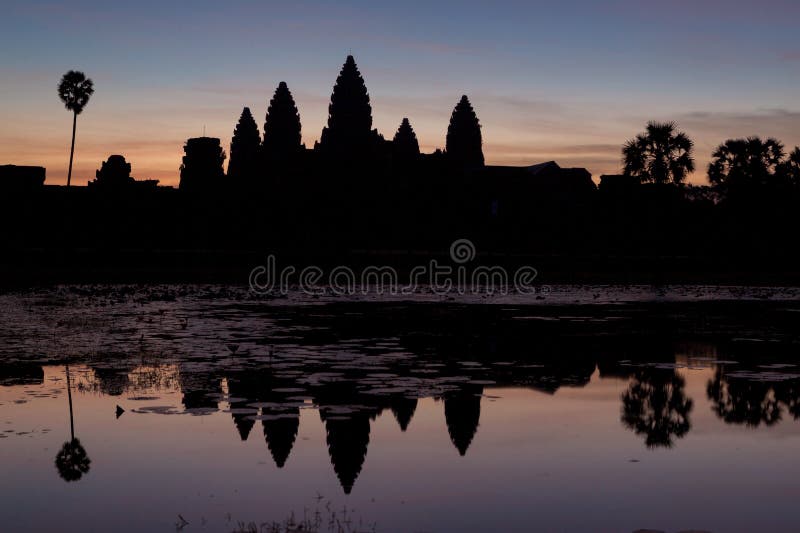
67,111,77,187
66,364,75,441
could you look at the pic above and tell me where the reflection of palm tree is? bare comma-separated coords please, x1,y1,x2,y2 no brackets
56,439,91,482
621,368,693,448
777,379,800,420
55,365,91,482
707,368,782,427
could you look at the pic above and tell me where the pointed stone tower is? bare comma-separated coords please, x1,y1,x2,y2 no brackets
392,118,420,161
263,81,302,159
446,95,484,168
318,55,377,157
227,107,261,181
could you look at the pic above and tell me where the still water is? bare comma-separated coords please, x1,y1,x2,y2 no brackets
2,285,800,532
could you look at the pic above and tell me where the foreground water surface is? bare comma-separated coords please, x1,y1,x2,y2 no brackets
2,285,800,532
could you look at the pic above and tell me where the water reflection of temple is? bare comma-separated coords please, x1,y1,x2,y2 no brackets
229,368,301,468
444,384,483,456
7,302,800,494
0,363,44,386
320,410,371,494
43,356,612,492
390,397,417,432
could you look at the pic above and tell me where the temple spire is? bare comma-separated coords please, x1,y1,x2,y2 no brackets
263,82,302,158
227,107,261,182
392,118,420,161
318,55,376,157
446,95,484,168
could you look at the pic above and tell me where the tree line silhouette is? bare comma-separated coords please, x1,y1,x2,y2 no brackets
2,58,800,281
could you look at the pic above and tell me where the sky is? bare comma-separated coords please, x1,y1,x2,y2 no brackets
0,0,798,186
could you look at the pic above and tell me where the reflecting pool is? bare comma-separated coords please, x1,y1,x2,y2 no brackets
2,285,800,532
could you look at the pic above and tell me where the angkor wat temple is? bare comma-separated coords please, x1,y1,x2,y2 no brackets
2,56,800,282
178,55,592,194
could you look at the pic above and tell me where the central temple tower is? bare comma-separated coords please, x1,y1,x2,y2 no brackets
317,55,379,159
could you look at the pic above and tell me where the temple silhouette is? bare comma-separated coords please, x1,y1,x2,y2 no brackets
2,55,800,283
177,55,501,194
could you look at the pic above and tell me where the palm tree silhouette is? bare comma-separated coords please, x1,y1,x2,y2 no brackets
622,121,695,185
708,136,785,189
778,146,800,187
55,364,91,482
57,71,94,187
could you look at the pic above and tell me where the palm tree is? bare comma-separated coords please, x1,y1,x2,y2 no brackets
708,136,785,189
55,364,91,482
622,121,695,184
778,146,800,187
58,71,94,187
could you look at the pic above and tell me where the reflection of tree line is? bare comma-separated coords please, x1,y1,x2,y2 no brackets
608,360,800,447
707,366,800,427
3,353,800,492
621,368,692,448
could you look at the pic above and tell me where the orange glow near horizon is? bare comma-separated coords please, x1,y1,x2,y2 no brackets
3,76,798,188
0,116,732,188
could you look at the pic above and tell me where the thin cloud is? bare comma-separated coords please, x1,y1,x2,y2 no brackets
780,51,800,62
678,108,800,142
